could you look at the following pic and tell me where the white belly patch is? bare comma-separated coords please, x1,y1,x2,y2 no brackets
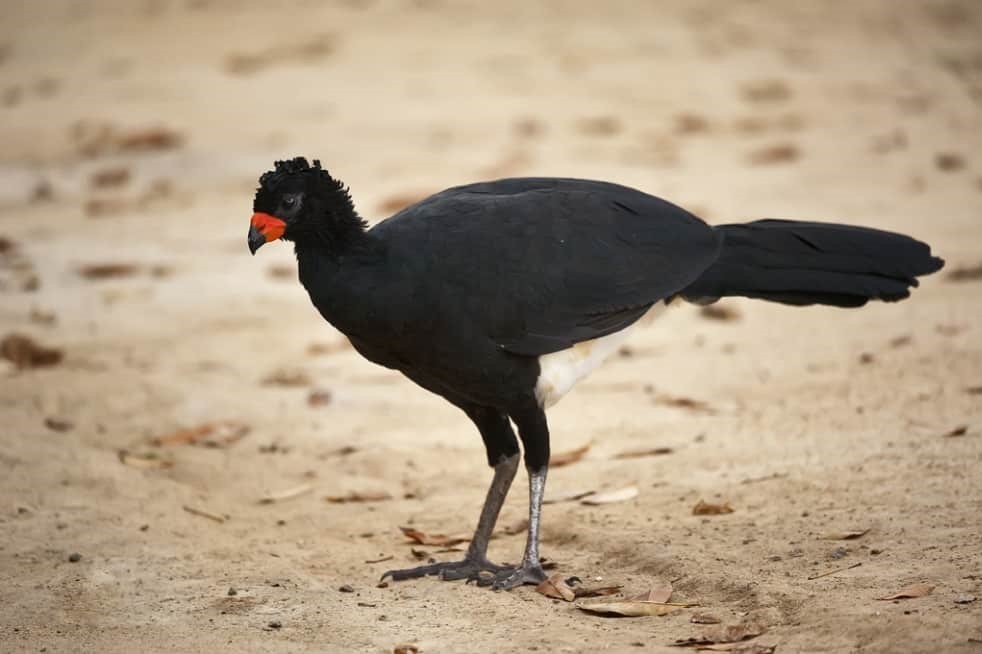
534,303,666,408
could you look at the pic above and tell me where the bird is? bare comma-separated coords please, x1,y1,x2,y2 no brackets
247,156,943,590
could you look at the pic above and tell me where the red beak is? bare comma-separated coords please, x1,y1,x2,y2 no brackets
248,212,286,254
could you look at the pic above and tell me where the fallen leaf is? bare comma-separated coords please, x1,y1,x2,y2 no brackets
307,389,333,407
224,34,336,75
550,443,591,467
543,489,595,504
580,487,638,505
267,264,293,280
574,584,623,599
693,500,734,515
325,491,392,504
691,612,722,624
696,644,774,653
1,333,63,369
656,394,715,413
675,113,711,134
876,583,934,600
261,369,312,387
614,446,674,459
673,621,766,648
77,262,140,279
115,126,183,152
577,599,694,617
90,166,131,188
393,645,419,654
935,152,965,172
699,304,740,321
306,341,351,356
44,417,73,432
942,425,968,438
747,143,799,165
150,421,250,448
536,574,576,601
182,505,226,523
117,449,173,469
631,584,673,603
946,262,982,282
398,526,469,547
259,484,314,504
820,529,869,540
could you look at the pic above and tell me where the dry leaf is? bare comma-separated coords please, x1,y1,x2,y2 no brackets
693,500,734,516
946,262,982,282
118,449,173,469
150,421,250,448
550,443,591,467
820,529,869,540
574,584,623,599
577,600,693,617
942,425,968,438
614,447,674,459
581,487,638,505
699,304,740,321
325,491,392,504
77,263,140,279
673,621,766,648
543,489,595,504
697,644,774,653
393,645,419,654
259,484,313,504
747,143,799,165
307,389,333,407
1,333,63,369
631,584,673,603
656,394,715,413
182,505,225,523
261,369,311,387
399,526,469,547
536,574,576,601
876,583,934,600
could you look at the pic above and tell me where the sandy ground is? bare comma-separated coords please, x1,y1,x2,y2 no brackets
1,1,981,652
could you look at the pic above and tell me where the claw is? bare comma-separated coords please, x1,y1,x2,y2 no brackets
380,557,507,584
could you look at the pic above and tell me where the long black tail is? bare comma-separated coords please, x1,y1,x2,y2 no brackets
681,219,944,307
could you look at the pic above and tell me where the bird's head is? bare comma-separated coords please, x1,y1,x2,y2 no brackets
248,157,361,254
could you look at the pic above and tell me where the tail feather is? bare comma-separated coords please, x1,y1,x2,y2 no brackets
682,219,944,307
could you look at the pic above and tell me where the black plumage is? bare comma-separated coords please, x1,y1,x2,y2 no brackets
247,157,943,590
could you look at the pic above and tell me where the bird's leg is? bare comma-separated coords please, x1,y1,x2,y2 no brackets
381,406,521,584
381,452,519,582
479,407,550,590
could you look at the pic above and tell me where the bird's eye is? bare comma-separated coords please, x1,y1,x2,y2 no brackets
283,196,296,208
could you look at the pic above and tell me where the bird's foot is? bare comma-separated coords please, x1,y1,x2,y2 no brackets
380,556,509,583
476,560,547,591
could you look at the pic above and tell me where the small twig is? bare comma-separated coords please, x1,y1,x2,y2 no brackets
807,562,862,580
365,554,394,564
182,505,225,523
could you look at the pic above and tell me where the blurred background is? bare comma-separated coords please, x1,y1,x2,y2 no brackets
1,1,980,652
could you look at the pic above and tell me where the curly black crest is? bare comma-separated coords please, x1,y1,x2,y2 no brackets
259,156,323,188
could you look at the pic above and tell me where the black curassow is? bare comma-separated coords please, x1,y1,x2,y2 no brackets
247,157,943,590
